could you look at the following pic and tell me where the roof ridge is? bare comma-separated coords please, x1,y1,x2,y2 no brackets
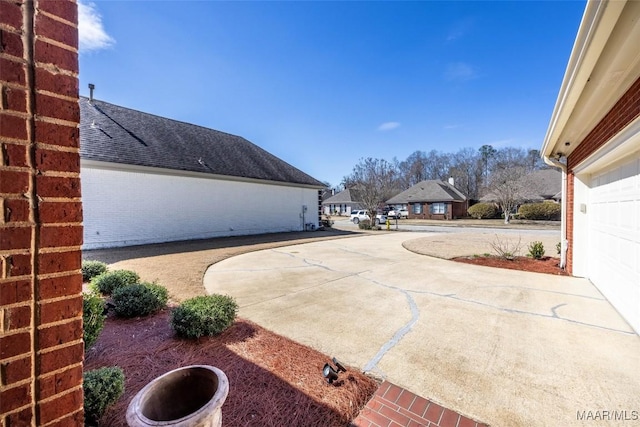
80,96,248,142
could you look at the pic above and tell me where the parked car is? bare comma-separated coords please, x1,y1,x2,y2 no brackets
387,208,409,219
349,210,387,225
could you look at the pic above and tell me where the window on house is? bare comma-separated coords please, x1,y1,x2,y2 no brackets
412,203,422,214
430,203,445,214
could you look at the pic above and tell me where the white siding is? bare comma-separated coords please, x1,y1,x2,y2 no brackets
579,152,640,333
81,165,319,249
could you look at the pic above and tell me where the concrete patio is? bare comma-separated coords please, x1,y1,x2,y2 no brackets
204,232,640,426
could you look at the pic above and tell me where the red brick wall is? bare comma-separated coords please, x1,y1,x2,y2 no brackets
407,202,467,220
565,172,574,274
568,76,640,170
1,1,83,425
565,75,640,275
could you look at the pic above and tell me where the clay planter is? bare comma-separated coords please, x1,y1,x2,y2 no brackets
126,365,229,427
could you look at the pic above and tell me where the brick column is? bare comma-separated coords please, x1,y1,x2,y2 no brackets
1,1,83,425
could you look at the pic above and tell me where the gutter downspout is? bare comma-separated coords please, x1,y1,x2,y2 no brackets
543,156,568,269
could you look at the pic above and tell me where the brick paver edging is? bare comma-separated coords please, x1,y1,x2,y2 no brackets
352,381,489,427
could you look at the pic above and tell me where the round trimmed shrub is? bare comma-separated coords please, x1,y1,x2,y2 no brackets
528,241,545,259
171,294,238,339
83,292,106,349
83,366,125,425
112,282,168,318
82,260,108,282
518,202,561,220
90,270,140,295
468,203,498,219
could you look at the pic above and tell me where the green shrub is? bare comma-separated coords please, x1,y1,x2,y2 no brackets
83,292,106,349
517,203,561,220
358,219,372,230
171,294,238,339
90,270,140,295
82,260,108,282
556,242,562,255
112,282,168,318
528,241,545,260
468,203,498,219
83,366,125,425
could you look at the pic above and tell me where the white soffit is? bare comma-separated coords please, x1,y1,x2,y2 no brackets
542,0,640,159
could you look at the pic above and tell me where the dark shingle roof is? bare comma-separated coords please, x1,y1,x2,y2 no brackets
530,168,562,199
79,97,324,187
386,180,467,204
322,189,361,204
480,168,561,202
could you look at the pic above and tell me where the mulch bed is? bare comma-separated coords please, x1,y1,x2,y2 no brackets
452,255,569,275
84,310,378,427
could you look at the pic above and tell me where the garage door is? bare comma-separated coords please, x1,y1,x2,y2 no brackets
587,152,640,332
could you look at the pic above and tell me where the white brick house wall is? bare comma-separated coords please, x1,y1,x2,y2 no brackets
81,161,320,249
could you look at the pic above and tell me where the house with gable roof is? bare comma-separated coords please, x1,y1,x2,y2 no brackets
80,96,324,249
321,188,364,216
386,179,468,220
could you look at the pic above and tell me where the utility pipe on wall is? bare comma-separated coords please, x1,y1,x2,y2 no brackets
543,156,568,269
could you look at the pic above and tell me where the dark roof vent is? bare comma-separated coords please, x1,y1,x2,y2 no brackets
88,83,95,102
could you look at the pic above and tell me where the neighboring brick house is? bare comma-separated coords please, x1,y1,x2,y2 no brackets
386,180,468,220
1,0,84,425
541,0,640,333
79,96,325,249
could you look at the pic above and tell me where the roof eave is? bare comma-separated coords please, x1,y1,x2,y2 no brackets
541,0,636,160
81,159,325,190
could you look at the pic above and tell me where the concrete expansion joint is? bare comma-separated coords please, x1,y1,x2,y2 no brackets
550,303,567,318
302,257,333,271
360,275,420,374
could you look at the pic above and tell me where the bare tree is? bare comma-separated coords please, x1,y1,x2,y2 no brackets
423,149,451,181
344,157,397,221
493,147,530,170
449,147,482,199
526,149,546,171
397,150,428,187
479,144,497,186
487,166,540,224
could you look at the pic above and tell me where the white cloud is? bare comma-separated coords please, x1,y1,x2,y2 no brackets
78,1,115,52
446,18,474,42
446,29,465,42
444,62,477,82
377,122,400,131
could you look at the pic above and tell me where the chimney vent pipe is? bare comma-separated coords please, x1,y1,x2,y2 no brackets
89,83,95,102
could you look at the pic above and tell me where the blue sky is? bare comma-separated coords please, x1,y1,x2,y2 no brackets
79,1,586,187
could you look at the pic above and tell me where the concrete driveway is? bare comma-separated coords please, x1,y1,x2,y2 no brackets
204,232,640,426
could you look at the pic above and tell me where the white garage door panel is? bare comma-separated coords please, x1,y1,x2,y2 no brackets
588,153,640,333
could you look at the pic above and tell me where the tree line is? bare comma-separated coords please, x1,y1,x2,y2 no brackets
341,145,548,201
339,145,552,224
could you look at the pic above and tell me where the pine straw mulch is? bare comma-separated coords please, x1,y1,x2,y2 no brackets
84,310,379,427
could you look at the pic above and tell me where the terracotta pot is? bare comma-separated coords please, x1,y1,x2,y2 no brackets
126,365,229,427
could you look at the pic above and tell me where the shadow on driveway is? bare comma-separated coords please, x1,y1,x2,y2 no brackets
83,229,359,264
